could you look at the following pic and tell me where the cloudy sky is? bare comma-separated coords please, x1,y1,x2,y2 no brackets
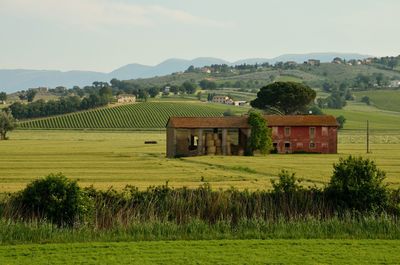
0,0,399,72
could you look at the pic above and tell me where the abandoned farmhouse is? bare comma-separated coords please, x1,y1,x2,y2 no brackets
166,115,338,158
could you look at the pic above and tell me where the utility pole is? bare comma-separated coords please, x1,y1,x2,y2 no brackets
367,120,370,153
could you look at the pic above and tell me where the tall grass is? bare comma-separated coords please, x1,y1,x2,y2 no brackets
2,183,400,244
1,215,400,245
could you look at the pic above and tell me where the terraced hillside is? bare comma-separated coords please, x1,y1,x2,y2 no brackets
19,102,244,129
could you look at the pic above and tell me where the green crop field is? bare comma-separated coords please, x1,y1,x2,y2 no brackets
1,239,399,264
353,89,400,112
18,102,248,130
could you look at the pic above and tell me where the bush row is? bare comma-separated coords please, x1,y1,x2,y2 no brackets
1,156,399,228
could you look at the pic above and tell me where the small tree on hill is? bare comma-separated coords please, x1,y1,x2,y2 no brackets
0,110,17,140
248,111,272,155
0,92,7,104
182,81,197,94
26,89,37,102
361,96,370,105
336,115,346,129
250,82,316,114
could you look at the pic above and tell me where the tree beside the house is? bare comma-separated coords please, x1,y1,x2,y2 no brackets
248,111,272,155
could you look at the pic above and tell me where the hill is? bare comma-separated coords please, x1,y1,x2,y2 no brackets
353,89,400,112
18,102,247,130
0,53,371,92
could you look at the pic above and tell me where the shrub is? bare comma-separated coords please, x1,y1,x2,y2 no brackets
361,96,370,105
271,170,303,193
326,156,389,212
336,115,346,129
16,173,91,226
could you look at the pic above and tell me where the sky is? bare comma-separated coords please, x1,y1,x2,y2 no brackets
0,0,399,72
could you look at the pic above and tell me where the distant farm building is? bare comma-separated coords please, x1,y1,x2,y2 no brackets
212,96,246,106
212,96,230,104
389,80,400,88
305,59,321,66
166,115,338,158
117,94,136,103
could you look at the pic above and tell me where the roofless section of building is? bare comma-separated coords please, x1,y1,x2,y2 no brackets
166,115,339,158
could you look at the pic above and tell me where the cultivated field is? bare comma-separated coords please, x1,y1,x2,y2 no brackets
18,102,247,129
1,129,400,193
353,89,400,112
2,101,399,192
1,240,399,264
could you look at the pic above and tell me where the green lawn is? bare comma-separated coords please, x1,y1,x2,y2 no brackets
353,89,400,112
1,240,399,264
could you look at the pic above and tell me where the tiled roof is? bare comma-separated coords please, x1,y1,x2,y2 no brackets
167,116,249,129
265,115,339,126
167,115,339,128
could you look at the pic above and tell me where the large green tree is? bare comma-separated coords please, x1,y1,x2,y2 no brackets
0,110,17,140
250,82,316,114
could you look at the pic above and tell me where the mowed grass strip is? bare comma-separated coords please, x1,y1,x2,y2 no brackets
1,130,400,192
0,240,399,264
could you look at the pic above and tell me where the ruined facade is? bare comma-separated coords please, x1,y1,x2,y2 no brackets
166,115,338,158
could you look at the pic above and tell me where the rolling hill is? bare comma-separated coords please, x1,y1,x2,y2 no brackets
0,53,371,93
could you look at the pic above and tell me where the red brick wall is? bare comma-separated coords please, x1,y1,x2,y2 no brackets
269,126,337,154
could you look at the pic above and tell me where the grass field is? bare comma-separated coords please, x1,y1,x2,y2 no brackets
324,102,400,130
1,129,399,192
274,74,303,83
353,89,400,112
1,239,399,264
0,102,400,192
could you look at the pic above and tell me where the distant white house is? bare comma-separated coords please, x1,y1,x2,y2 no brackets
389,80,400,88
117,94,136,103
212,96,246,106
212,96,230,104
201,67,211,74
305,59,320,66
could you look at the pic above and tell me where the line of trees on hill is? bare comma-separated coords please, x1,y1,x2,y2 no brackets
372,56,400,70
6,79,201,120
8,88,112,120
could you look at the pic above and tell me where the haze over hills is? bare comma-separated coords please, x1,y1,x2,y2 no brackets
0,53,371,93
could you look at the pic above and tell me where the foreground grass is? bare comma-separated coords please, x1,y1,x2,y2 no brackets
1,239,399,264
2,217,400,245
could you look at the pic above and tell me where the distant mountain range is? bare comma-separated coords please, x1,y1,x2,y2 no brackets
0,53,371,93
